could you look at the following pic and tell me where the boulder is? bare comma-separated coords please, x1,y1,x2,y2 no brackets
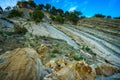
46,59,96,80
95,64,116,76
36,44,50,64
0,48,44,80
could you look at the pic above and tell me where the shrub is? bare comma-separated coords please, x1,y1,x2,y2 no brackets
45,3,51,11
50,54,56,58
106,16,111,19
73,55,84,61
52,48,59,53
8,10,23,18
66,11,82,24
31,10,44,23
55,15,64,23
94,14,105,18
114,16,120,19
14,25,28,34
82,45,91,51
50,15,55,21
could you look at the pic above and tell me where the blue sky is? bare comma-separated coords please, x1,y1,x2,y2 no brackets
0,0,120,17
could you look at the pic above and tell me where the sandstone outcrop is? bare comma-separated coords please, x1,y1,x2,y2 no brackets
0,48,44,80
36,44,50,64
95,64,116,76
46,59,96,80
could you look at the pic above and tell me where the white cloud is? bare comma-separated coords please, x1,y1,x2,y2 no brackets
0,0,19,9
69,6,77,12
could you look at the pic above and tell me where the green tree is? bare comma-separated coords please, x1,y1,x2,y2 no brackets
8,9,23,18
64,11,70,18
94,14,105,18
17,1,28,8
28,0,36,8
14,25,28,34
67,11,82,24
32,10,44,23
0,6,3,13
50,15,55,21
36,4,44,10
45,3,51,11
106,16,111,19
55,15,64,23
57,8,64,15
114,16,120,19
50,6,57,15
5,6,11,11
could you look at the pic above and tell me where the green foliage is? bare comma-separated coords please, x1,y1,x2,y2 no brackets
50,54,56,58
0,6,3,14
52,48,59,53
14,25,28,34
80,16,86,19
65,11,82,24
28,0,36,8
31,10,44,23
106,16,111,19
45,3,51,11
73,55,84,61
57,8,64,15
8,10,23,18
50,6,57,15
94,14,105,18
55,15,64,23
50,15,55,21
82,45,91,51
5,6,11,11
114,16,120,19
17,0,36,8
17,1,28,8
36,4,44,10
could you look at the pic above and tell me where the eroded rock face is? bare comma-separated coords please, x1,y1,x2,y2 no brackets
55,61,96,80
0,48,44,80
36,45,50,64
45,60,96,80
95,64,116,76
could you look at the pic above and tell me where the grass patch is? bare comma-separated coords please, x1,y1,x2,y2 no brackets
50,54,56,58
73,55,84,61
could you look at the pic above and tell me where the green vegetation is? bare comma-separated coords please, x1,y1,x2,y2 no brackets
45,4,51,11
50,15,55,21
17,0,36,8
36,4,44,10
55,15,64,23
52,48,59,53
73,55,84,61
64,11,82,24
106,16,111,19
7,0,120,24
50,6,57,15
82,45,91,51
114,16,120,19
14,25,28,34
0,6,3,14
94,14,106,18
8,10,23,18
31,10,44,23
50,54,56,58
5,6,11,11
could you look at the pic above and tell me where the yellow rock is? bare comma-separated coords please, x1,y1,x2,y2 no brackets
55,60,96,80
95,64,116,76
45,59,68,72
36,45,50,64
0,48,44,80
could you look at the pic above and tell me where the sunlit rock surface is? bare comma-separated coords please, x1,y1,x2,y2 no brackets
0,48,44,80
